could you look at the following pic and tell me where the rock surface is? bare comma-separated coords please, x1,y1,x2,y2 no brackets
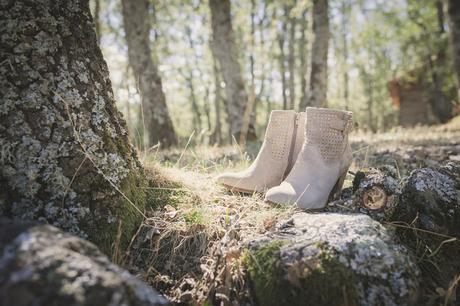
396,162,460,235
0,218,169,306
328,162,460,236
244,213,420,306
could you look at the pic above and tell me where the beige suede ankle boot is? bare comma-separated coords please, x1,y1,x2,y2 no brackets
216,110,307,193
265,107,353,209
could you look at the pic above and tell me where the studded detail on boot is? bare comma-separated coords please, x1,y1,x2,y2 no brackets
265,107,353,209
216,110,306,193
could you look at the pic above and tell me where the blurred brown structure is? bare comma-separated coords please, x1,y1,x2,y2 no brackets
388,72,452,126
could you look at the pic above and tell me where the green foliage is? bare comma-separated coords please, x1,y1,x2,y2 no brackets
184,209,205,225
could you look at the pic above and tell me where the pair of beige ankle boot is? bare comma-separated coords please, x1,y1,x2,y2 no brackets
216,107,353,210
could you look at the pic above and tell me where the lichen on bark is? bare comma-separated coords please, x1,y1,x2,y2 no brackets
0,0,151,254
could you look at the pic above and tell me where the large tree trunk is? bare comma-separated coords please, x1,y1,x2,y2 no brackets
305,0,329,108
209,0,251,143
121,0,176,148
446,0,460,104
0,0,151,254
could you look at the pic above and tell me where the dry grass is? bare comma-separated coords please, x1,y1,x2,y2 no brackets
124,141,299,304
124,120,460,305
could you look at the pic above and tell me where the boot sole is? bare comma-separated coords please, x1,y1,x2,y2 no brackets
264,169,349,209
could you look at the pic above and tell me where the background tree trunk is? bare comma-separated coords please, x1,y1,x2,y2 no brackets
288,14,297,110
0,0,150,254
446,0,460,103
278,7,288,110
209,0,251,143
299,9,309,111
211,57,224,145
306,0,329,108
121,0,177,148
341,0,350,110
184,25,203,134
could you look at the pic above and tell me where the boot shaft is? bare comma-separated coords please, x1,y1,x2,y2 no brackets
264,110,297,161
305,107,353,162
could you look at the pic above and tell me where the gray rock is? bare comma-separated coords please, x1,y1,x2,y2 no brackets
244,213,419,306
328,163,460,236
396,162,459,235
0,218,169,306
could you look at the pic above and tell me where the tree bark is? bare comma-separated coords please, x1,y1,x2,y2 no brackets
446,0,460,103
121,0,177,148
305,0,329,108
209,0,250,143
0,0,150,254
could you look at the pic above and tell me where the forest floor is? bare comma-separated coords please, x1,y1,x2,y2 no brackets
124,117,460,305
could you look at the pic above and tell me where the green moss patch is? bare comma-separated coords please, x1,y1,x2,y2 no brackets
244,241,358,306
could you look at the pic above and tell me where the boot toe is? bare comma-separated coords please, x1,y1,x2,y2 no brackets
216,172,256,193
264,183,298,205
216,172,243,187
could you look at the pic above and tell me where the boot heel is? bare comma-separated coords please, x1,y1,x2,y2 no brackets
328,170,348,200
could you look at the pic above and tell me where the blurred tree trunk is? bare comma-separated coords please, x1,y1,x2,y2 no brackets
211,57,223,145
304,0,329,109
0,0,151,254
299,9,309,112
341,0,350,110
184,69,202,132
249,0,256,92
209,0,253,143
359,66,376,132
121,0,176,148
203,87,212,138
184,26,203,133
446,0,460,103
254,2,267,128
288,14,297,110
277,7,288,110
249,0,258,137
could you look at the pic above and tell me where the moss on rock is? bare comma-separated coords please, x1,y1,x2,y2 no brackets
244,240,357,306
244,213,420,306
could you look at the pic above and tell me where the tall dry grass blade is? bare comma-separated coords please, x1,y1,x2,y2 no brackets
175,130,195,168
